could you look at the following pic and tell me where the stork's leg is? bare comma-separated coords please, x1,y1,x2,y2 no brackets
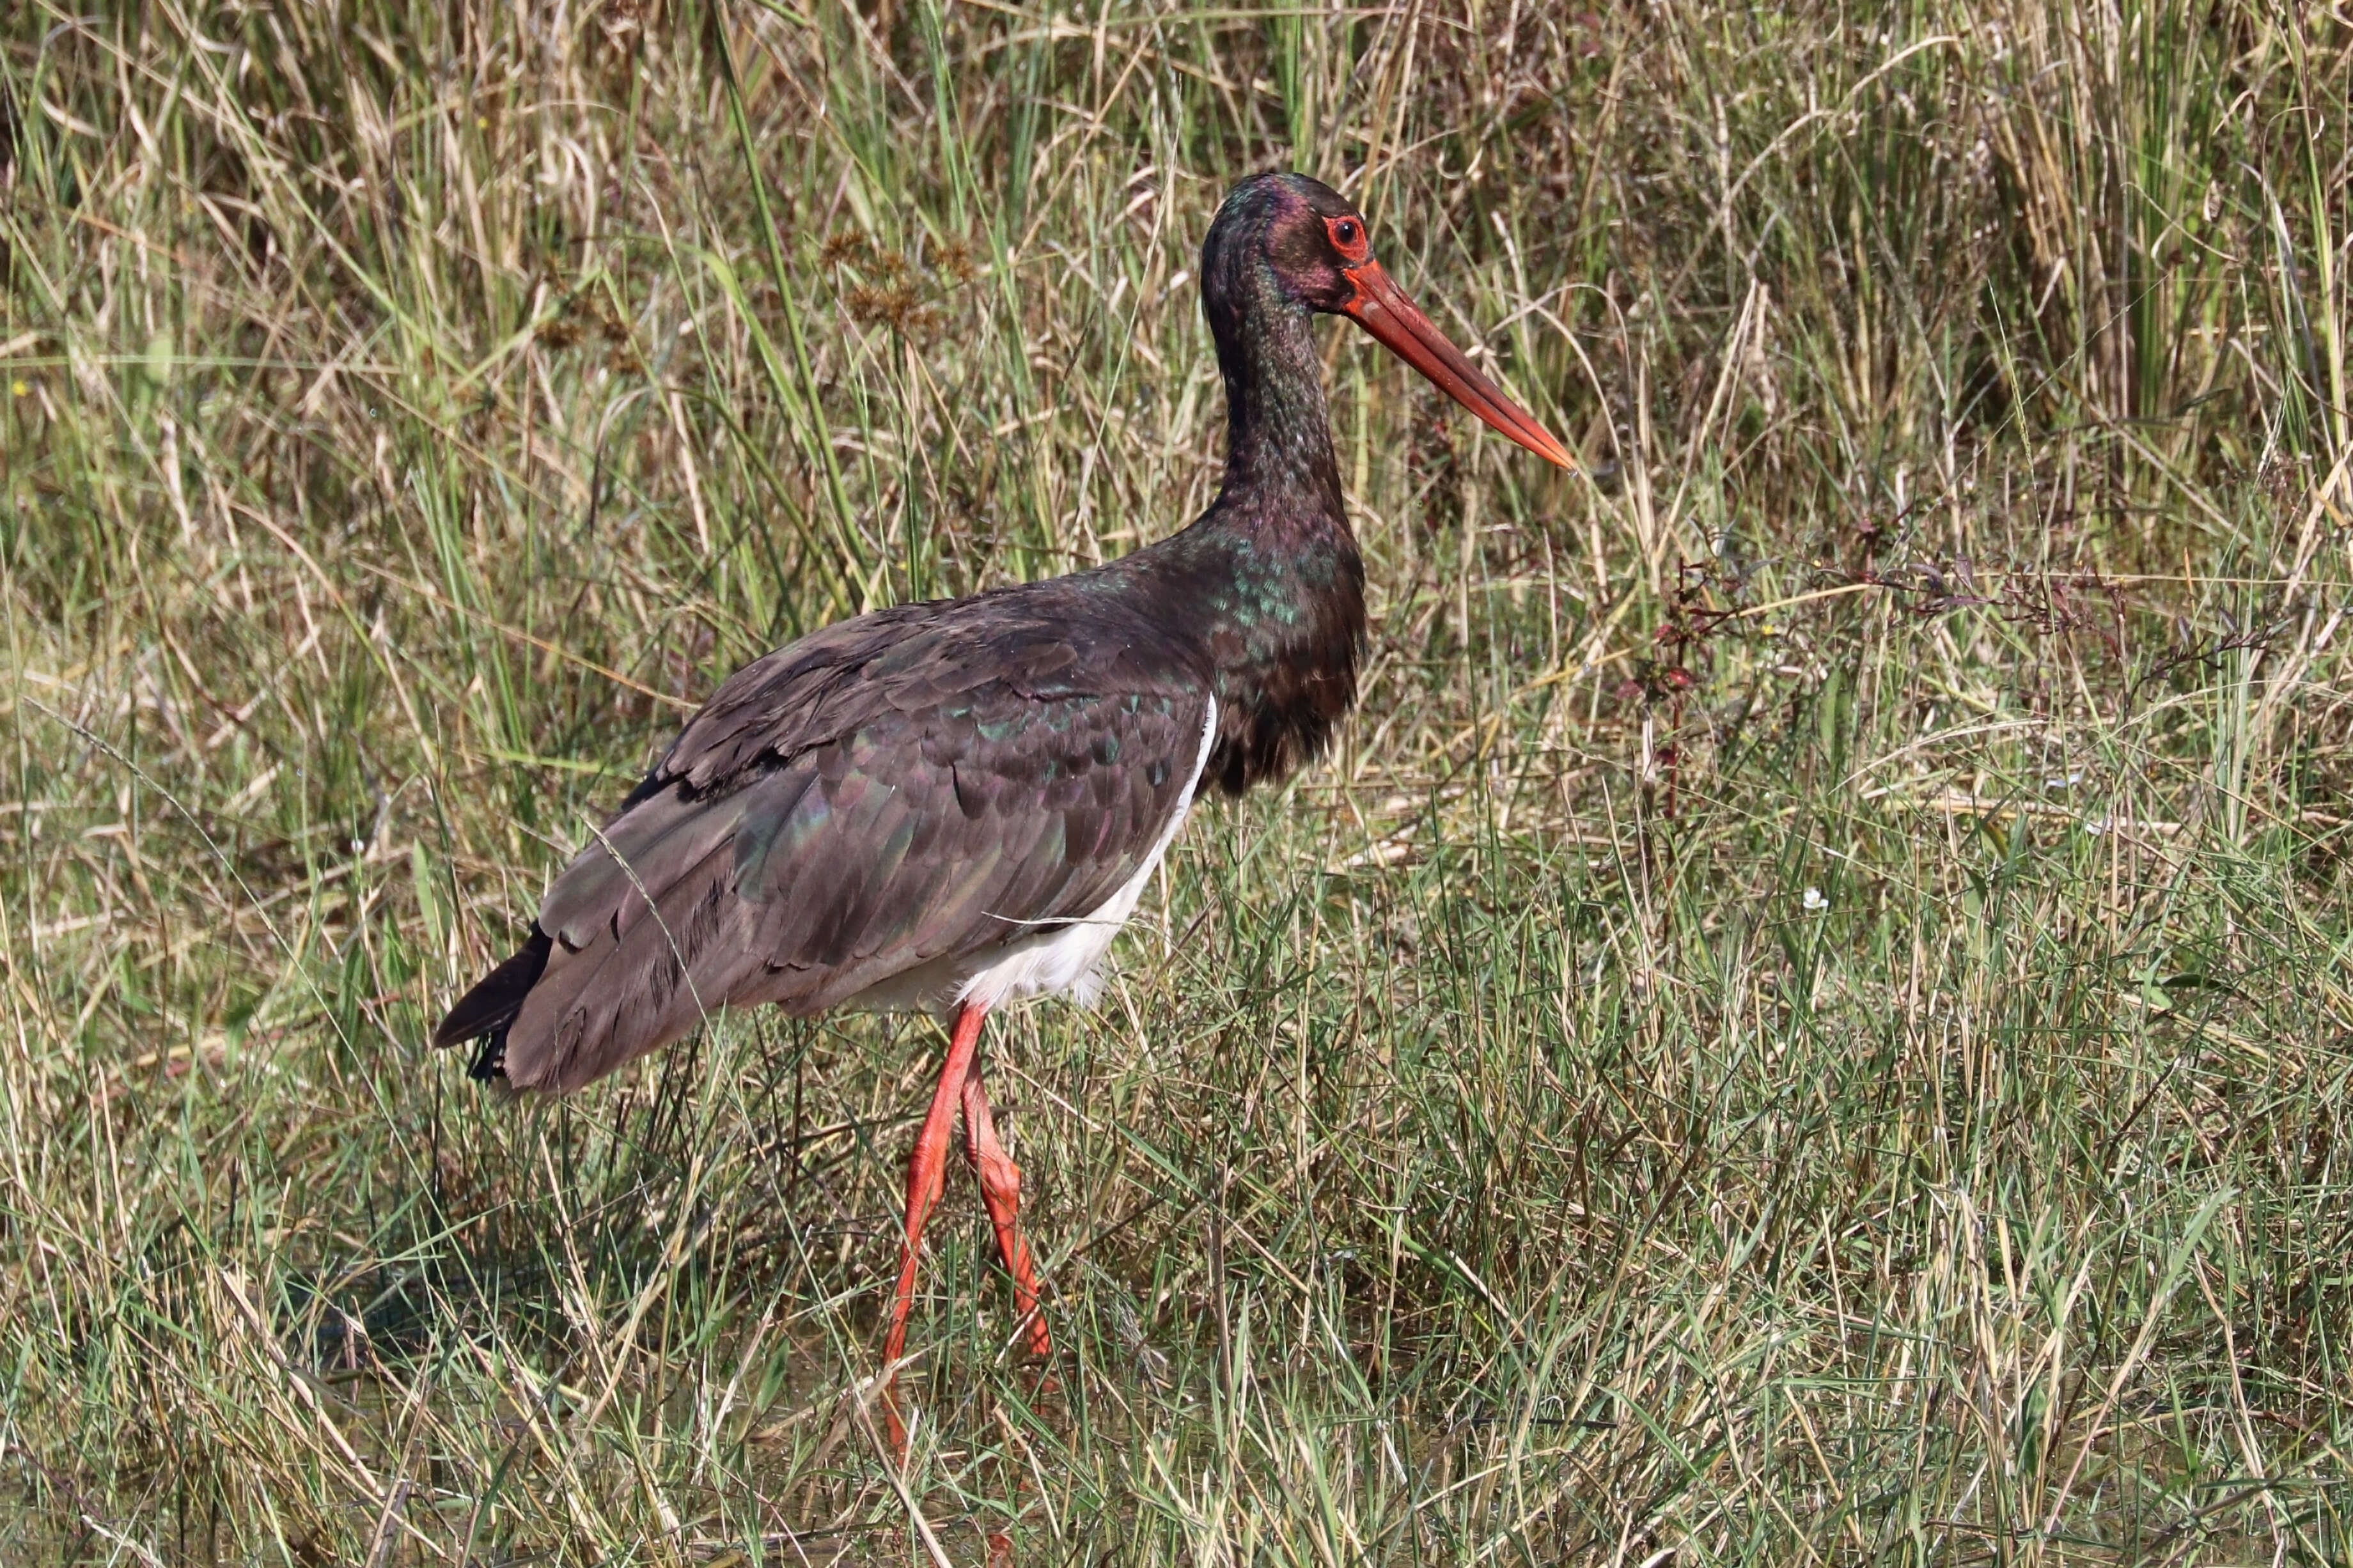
960,1057,1052,1359
879,997,988,1451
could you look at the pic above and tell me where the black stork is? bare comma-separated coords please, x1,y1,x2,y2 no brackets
435,171,1571,1444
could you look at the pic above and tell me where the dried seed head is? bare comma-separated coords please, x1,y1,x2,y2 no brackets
846,283,930,335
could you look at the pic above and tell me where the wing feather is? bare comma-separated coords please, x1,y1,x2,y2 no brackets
476,681,1206,1093
439,577,1213,1092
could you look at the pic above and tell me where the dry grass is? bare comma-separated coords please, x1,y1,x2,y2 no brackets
3,0,2351,1562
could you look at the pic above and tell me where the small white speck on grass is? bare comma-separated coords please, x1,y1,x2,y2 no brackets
1802,886,1828,912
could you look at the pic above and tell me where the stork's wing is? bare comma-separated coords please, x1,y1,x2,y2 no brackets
439,668,1209,1094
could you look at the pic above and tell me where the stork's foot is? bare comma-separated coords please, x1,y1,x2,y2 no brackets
960,1057,1052,1361
878,1000,988,1455
878,1000,1058,1458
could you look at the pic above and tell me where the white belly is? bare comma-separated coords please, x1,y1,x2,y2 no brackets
844,697,1217,1016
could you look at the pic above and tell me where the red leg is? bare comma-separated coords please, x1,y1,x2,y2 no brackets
960,1057,1052,1360
879,998,988,1452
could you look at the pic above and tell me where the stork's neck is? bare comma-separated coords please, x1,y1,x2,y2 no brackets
1134,258,1363,795
1210,267,1347,518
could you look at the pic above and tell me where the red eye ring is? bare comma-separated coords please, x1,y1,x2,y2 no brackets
1327,215,1368,258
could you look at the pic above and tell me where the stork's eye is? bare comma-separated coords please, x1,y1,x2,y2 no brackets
1324,215,1369,260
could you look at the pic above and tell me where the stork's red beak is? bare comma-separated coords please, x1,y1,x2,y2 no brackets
1340,261,1574,470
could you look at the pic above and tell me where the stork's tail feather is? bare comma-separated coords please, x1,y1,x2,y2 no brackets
434,926,555,1082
